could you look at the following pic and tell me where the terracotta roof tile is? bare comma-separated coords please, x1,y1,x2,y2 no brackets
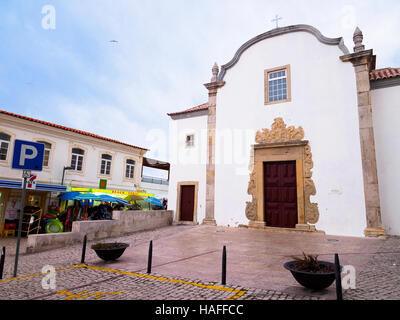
0,110,148,151
167,103,208,116
370,67,400,81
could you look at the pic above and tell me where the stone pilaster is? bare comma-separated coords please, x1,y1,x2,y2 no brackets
340,28,385,237
202,63,225,226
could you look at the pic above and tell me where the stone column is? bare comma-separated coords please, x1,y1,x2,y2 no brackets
202,63,225,225
340,27,385,237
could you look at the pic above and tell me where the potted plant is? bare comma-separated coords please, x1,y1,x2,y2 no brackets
284,252,338,290
91,242,130,261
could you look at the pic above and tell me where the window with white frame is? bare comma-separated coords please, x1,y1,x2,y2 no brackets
0,133,10,161
37,141,51,167
265,65,291,104
268,70,287,102
71,148,84,171
100,154,112,175
125,159,135,179
185,134,194,147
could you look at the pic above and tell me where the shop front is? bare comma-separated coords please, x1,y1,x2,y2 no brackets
0,180,67,237
50,187,156,233
70,187,154,198
69,187,158,210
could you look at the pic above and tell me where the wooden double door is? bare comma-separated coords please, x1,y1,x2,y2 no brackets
264,161,298,228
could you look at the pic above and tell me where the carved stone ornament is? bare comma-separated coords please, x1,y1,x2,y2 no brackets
353,27,365,53
255,118,304,144
303,145,319,224
211,62,219,82
247,118,319,227
245,169,258,221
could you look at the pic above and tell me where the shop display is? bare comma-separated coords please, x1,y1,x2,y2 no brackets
21,206,42,236
45,219,64,233
5,199,19,220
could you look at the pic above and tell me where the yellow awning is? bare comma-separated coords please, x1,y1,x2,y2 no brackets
71,187,154,197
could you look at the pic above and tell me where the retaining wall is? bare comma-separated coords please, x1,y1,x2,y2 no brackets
26,210,173,253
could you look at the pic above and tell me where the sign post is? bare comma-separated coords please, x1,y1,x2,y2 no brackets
13,170,29,277
11,140,44,277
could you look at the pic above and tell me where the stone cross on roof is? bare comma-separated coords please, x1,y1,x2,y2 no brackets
271,15,282,28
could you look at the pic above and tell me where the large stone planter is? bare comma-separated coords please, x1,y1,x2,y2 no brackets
91,243,130,261
284,261,337,290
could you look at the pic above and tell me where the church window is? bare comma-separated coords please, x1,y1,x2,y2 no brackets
186,134,194,147
265,65,291,105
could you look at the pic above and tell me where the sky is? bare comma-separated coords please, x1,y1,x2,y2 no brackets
0,0,399,177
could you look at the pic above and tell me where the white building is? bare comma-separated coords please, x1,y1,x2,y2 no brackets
167,25,400,237
0,110,159,234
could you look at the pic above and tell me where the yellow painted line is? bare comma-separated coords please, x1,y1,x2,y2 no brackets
78,265,247,300
0,265,81,283
227,289,247,300
57,289,124,300
1,264,247,300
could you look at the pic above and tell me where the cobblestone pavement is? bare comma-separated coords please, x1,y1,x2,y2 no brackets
1,226,400,300
0,225,320,300
0,264,319,300
343,236,400,300
0,225,196,279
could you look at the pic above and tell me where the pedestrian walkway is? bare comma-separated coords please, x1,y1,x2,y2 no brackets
1,225,399,300
343,236,400,300
0,264,318,300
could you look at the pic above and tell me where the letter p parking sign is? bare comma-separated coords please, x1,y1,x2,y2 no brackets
12,140,45,171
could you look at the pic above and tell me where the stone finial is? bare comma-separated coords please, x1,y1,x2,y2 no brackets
353,27,365,53
211,62,219,82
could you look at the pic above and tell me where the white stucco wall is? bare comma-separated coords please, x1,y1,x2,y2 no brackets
167,115,207,223
371,85,400,235
214,31,367,236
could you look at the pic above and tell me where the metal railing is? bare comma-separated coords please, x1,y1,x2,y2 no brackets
141,176,169,185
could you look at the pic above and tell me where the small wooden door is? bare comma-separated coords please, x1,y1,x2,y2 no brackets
180,185,195,222
264,161,298,228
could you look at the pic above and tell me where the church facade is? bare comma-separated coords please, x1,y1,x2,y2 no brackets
167,24,400,237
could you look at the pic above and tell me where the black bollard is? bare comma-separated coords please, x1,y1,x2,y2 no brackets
81,235,87,264
0,247,5,280
147,240,153,274
222,246,227,285
334,253,343,301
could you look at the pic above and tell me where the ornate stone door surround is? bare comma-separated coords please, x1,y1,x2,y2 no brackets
246,118,319,231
